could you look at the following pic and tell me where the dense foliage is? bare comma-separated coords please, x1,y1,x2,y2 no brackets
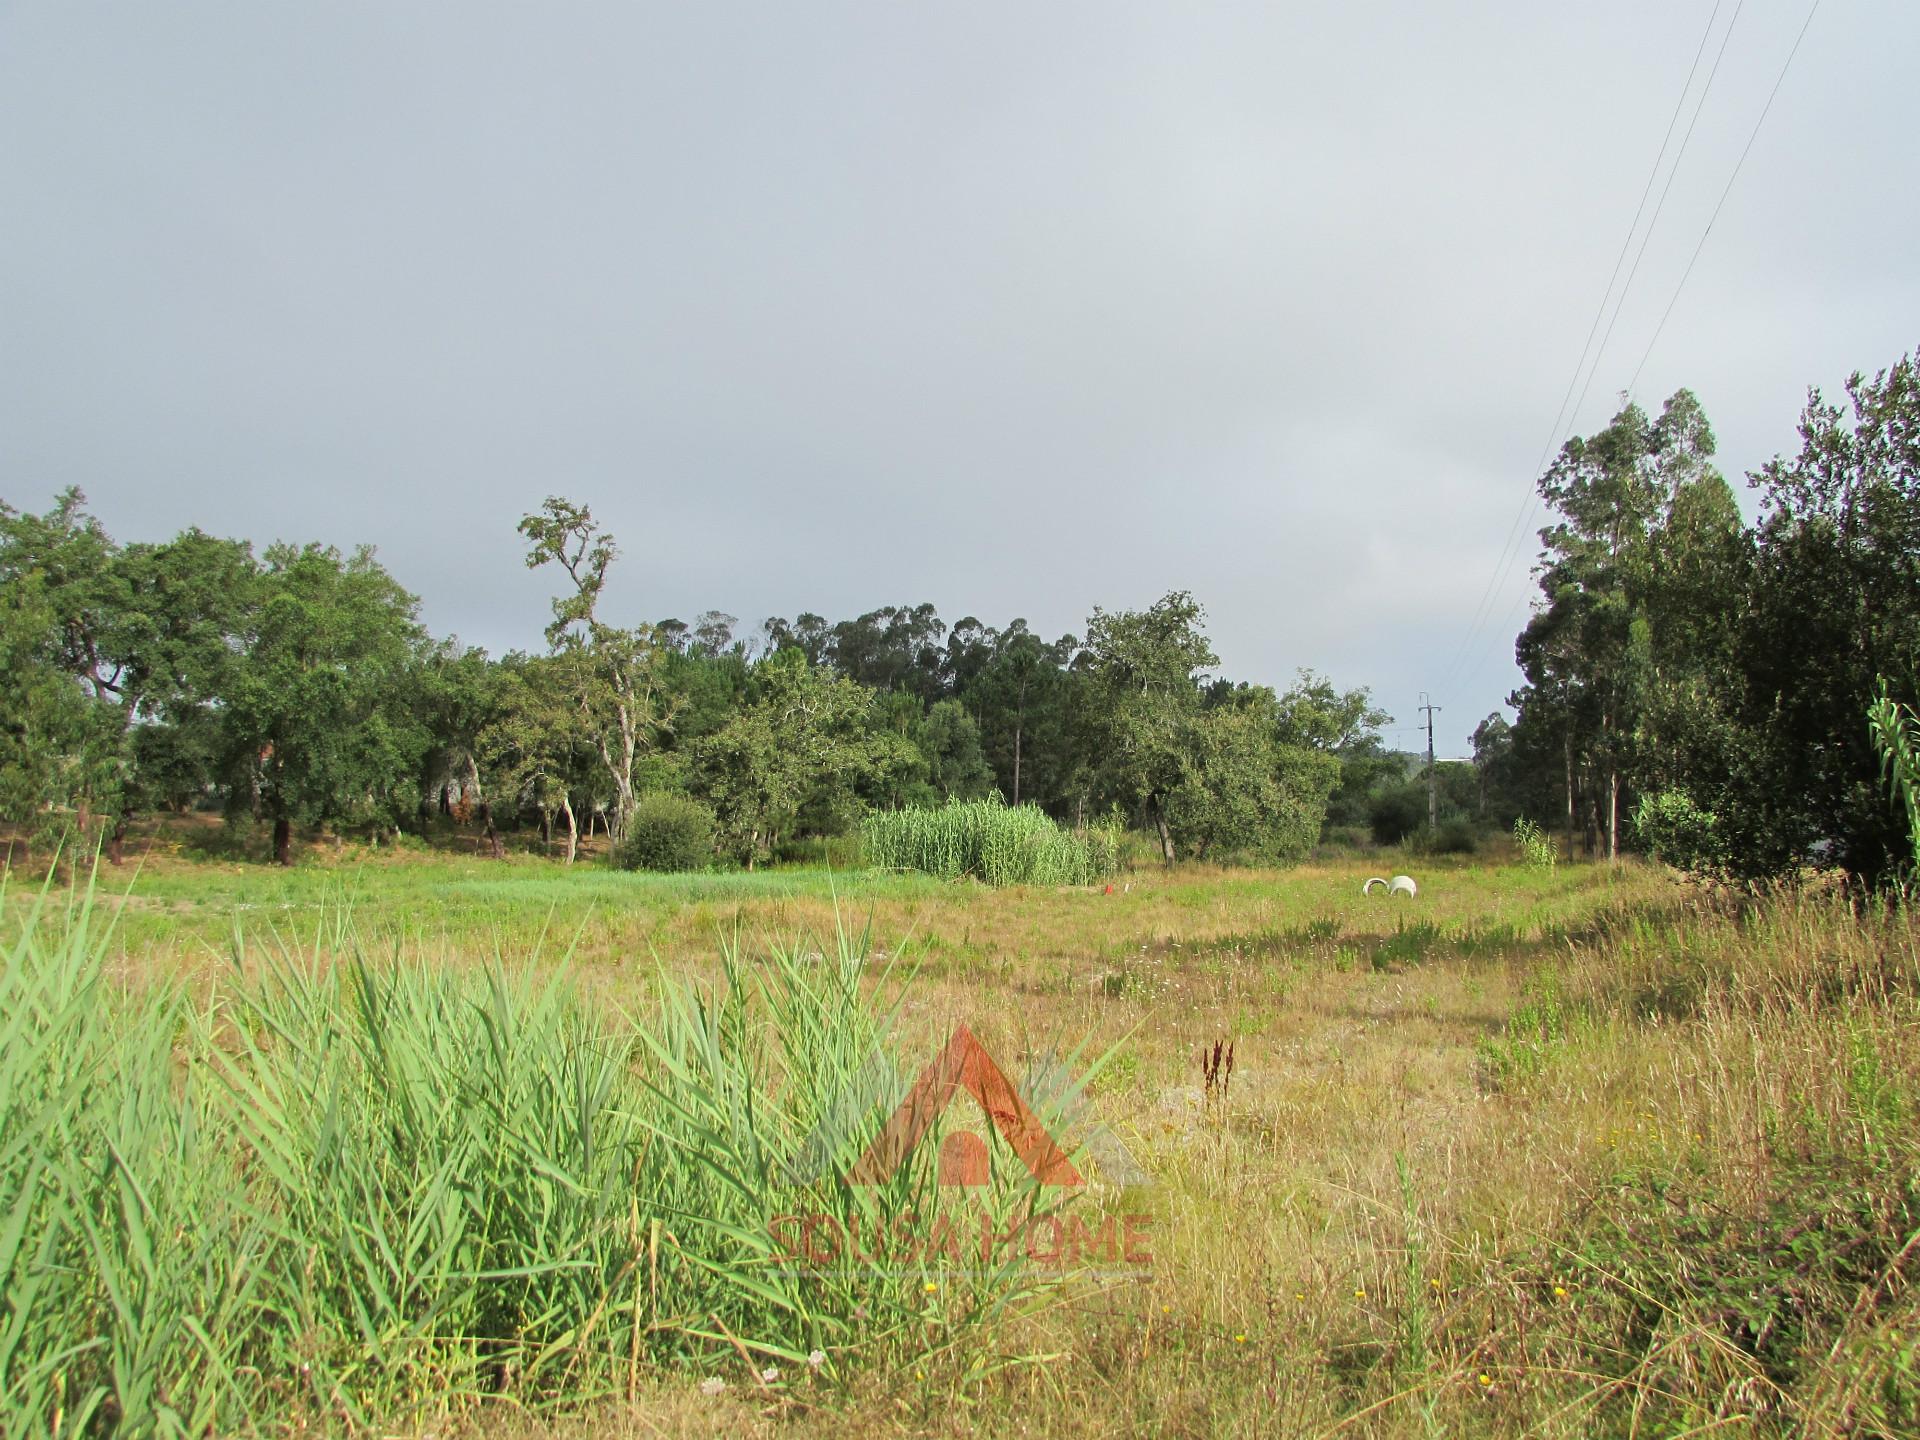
0,494,1374,868
1501,344,1920,886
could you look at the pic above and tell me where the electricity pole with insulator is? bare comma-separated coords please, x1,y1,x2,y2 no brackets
1418,693,1442,833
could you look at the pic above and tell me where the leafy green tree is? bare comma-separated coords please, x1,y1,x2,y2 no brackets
468,651,601,860
760,612,831,665
0,571,98,845
520,498,682,839
692,651,914,866
1516,390,1718,860
1165,689,1337,861
914,699,995,802
1713,354,1920,881
0,491,257,850
1082,591,1218,862
964,623,1077,809
110,528,262,829
415,643,509,849
220,544,430,864
826,603,948,701
1273,670,1393,834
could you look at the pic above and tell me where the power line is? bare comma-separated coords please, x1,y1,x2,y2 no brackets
1565,0,1747,438
1432,0,1730,702
1441,0,1824,717
1627,0,1825,396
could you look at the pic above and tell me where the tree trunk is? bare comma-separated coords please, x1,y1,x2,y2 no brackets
560,794,578,865
1152,801,1174,865
106,815,128,865
1564,732,1576,863
273,815,292,867
479,802,505,860
1012,721,1022,807
439,783,452,817
1607,769,1619,865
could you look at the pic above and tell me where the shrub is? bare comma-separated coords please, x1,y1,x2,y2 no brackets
863,799,1119,886
1369,784,1425,845
1512,816,1557,871
1632,788,1724,871
611,792,717,872
1419,818,1478,855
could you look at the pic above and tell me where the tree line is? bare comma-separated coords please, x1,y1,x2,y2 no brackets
0,492,1391,867
1480,343,1920,886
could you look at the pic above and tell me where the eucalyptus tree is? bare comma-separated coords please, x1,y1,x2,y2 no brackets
1516,390,1719,861
519,497,682,840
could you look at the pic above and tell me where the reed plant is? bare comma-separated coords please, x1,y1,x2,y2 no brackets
0,875,1073,1435
863,800,1118,886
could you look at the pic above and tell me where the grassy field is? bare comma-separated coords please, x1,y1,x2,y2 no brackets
6,836,1918,1437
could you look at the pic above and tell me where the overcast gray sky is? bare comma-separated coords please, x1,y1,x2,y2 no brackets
3,1,1914,751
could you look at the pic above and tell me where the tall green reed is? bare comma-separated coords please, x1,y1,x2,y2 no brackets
863,800,1119,886
0,875,1082,1435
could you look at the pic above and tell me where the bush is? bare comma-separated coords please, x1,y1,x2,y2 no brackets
1369,784,1426,845
1632,788,1724,872
610,792,716,872
1423,817,1479,855
863,799,1119,886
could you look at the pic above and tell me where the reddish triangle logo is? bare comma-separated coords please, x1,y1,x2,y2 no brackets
849,1025,1082,1187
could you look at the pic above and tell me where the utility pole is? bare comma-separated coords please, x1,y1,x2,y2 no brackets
1418,693,1442,832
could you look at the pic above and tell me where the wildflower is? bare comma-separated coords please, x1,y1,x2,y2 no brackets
1429,1278,1442,1289
1354,1289,1366,1300
1234,1333,1246,1344
1553,1285,1567,1298
700,1377,726,1396
761,1367,780,1384
924,1281,938,1293
807,1349,827,1370
1478,1374,1492,1387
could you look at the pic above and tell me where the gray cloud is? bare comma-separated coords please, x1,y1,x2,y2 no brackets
4,0,1914,751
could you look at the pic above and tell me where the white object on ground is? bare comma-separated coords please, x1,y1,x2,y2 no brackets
1363,875,1418,898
